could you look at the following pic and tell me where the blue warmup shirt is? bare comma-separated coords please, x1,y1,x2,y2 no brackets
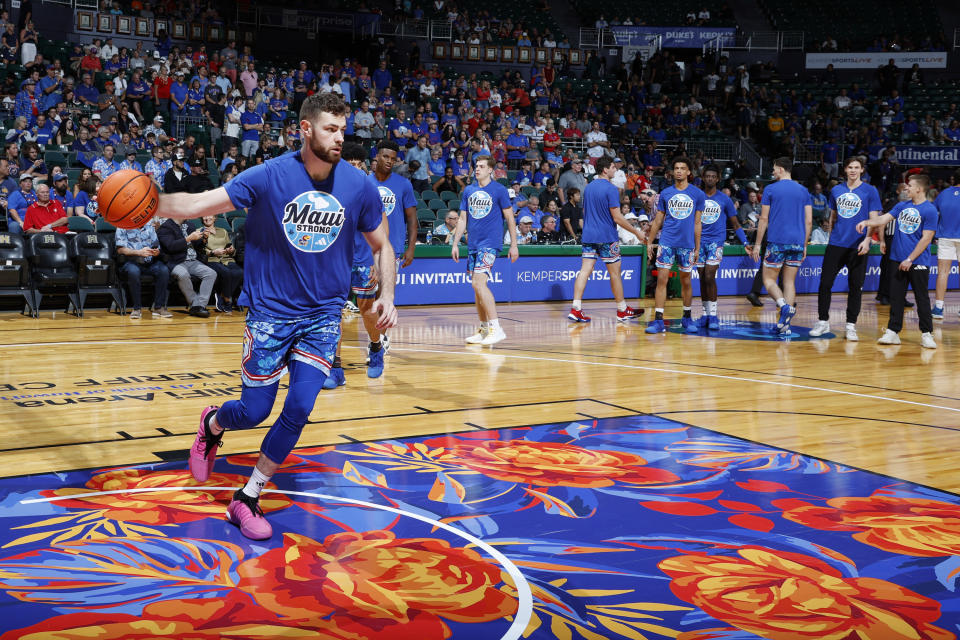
368,171,417,256
934,186,960,239
580,178,620,244
761,179,812,244
460,179,512,251
224,153,382,318
701,190,739,244
888,200,937,266
657,183,706,248
828,182,881,248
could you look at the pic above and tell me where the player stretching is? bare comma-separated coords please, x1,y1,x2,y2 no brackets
567,155,645,322
747,157,812,335
698,164,746,330
321,142,389,389
809,156,881,340
452,156,518,345
932,169,960,320
645,156,704,334
857,173,937,348
159,94,397,539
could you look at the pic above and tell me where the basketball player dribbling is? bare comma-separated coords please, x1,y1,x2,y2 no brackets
156,93,398,539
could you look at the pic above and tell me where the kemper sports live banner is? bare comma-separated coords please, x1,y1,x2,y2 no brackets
805,51,947,69
865,145,960,167
608,26,736,49
392,254,960,305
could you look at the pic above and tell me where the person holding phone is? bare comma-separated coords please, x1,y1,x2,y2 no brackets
201,214,243,313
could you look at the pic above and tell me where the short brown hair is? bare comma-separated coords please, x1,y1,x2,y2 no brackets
475,155,493,169
299,93,349,123
843,156,863,170
908,173,931,190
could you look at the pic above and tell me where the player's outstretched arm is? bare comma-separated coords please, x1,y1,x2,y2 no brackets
856,212,893,233
363,219,398,330
156,187,235,221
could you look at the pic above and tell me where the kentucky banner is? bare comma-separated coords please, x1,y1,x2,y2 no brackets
608,26,736,49
806,51,947,69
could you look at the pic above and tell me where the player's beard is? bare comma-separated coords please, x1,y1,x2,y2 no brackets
309,136,341,164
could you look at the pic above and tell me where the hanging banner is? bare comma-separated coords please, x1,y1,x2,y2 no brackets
805,51,947,69
608,26,736,49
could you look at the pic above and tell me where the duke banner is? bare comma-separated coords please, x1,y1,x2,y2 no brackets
805,51,947,69
393,250,959,306
608,26,736,49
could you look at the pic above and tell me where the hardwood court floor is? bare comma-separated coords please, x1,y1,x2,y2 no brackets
0,291,958,492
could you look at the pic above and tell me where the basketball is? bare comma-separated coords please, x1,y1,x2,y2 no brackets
98,169,159,229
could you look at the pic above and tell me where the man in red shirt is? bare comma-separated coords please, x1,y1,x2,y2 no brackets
23,183,68,234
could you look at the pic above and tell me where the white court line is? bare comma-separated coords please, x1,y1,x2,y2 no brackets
22,485,533,640
1,338,958,414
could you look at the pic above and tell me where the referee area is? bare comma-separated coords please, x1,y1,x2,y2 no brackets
1,291,959,637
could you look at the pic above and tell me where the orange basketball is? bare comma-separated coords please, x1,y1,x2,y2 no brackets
98,169,159,229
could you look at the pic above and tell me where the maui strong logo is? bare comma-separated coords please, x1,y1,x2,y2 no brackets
702,199,722,225
897,207,922,235
467,190,494,219
836,192,863,219
667,193,695,220
377,186,397,217
282,191,345,253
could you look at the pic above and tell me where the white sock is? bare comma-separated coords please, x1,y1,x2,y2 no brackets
706,301,716,315
241,467,272,499
936,299,944,307
682,306,691,312
776,297,786,308
480,320,489,328
617,300,627,312
572,299,582,310
488,318,501,331
655,307,664,314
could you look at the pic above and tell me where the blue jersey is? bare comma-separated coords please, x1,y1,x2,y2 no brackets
580,178,620,244
368,172,416,256
701,190,738,244
888,200,937,266
657,183,706,249
934,186,960,239
460,180,512,251
761,179,812,244
224,153,382,318
828,182,881,249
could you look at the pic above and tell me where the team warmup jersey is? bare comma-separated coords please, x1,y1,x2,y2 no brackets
761,179,812,244
887,200,937,266
224,152,382,318
368,172,417,256
934,186,960,238
828,182,881,248
657,183,706,248
700,190,738,244
460,179,512,251
580,178,621,244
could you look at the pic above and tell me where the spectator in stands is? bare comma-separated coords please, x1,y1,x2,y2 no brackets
558,157,587,204
520,195,544,228
6,116,31,144
433,209,461,244
38,64,62,112
22,183,67,235
585,121,609,163
157,216,216,318
49,172,78,216
537,215,561,244
185,156,214,193
810,182,828,222
560,186,582,240
505,123,529,170
19,19,37,67
5,173,35,234
508,215,536,244
71,127,98,169
240,99,265,159
80,46,101,73
200,214,242,313
115,218,171,319
93,144,120,179
120,149,143,172
406,135,432,192
433,166,460,194
14,78,37,127
75,73,98,108
19,142,45,179
163,152,189,193
169,71,188,135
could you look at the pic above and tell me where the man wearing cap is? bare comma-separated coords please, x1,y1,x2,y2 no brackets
508,215,537,244
144,114,167,140
185,156,213,193
75,73,99,108
505,124,529,170
611,157,627,191
120,149,144,172
22,183,68,235
163,152,190,193
145,145,171,189
558,157,587,205
38,64,62,112
50,172,78,216
93,144,121,179
14,78,38,127
6,174,36,234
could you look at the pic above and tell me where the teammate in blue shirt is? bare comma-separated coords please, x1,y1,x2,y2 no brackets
747,157,812,335
857,173,937,348
452,156,518,345
645,156,705,334
932,168,960,319
319,142,391,389
698,164,747,330
567,156,644,323
369,140,418,267
156,94,397,540
810,157,882,340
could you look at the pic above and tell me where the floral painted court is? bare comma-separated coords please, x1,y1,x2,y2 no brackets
0,414,957,639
